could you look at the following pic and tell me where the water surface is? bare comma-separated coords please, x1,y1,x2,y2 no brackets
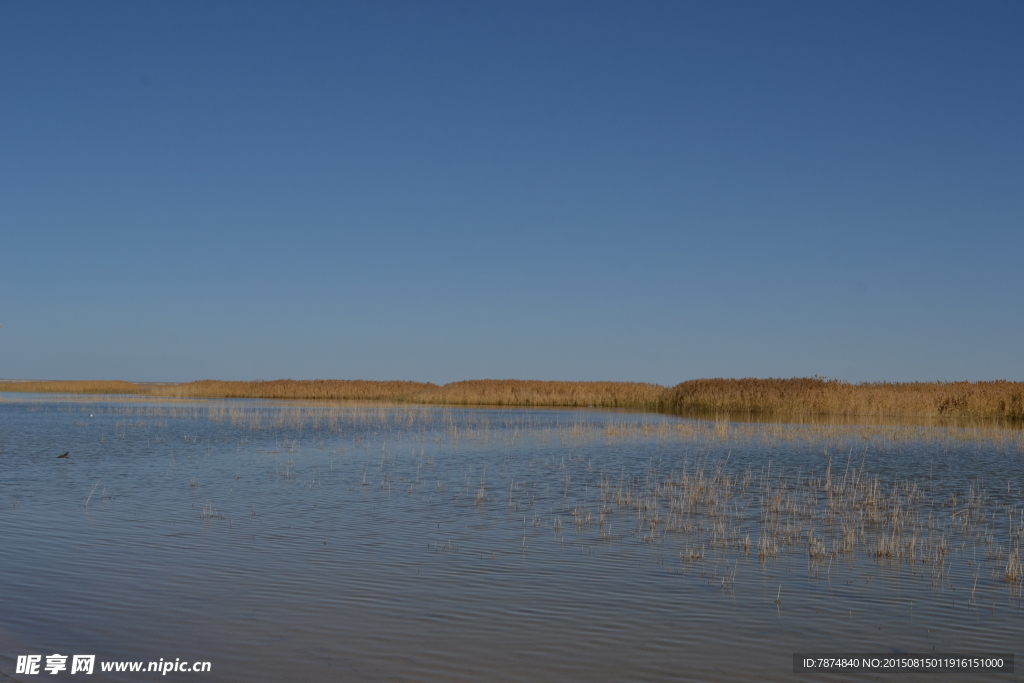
1,396,1021,681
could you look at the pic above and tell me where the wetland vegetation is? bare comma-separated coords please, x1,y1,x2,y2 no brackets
2,376,1023,420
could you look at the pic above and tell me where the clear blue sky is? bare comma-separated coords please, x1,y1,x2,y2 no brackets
1,1,1021,385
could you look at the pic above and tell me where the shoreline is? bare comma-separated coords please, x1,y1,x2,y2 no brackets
1,377,1023,421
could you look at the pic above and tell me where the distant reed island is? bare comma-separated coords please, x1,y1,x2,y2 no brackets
2,377,1023,420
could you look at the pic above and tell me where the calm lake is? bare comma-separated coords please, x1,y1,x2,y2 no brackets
1,395,1021,682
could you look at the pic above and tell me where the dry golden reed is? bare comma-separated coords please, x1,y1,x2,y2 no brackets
0,380,146,395
668,377,1024,420
3,376,1023,419
0,378,666,409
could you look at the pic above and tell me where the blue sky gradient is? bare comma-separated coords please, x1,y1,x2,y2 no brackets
2,1,1021,384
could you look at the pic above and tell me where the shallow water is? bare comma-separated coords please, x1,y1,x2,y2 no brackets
1,396,1021,682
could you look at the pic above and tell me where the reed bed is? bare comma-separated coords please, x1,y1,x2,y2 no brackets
4,377,1024,420
668,377,1024,420
0,379,150,395
499,445,1024,594
0,378,667,409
